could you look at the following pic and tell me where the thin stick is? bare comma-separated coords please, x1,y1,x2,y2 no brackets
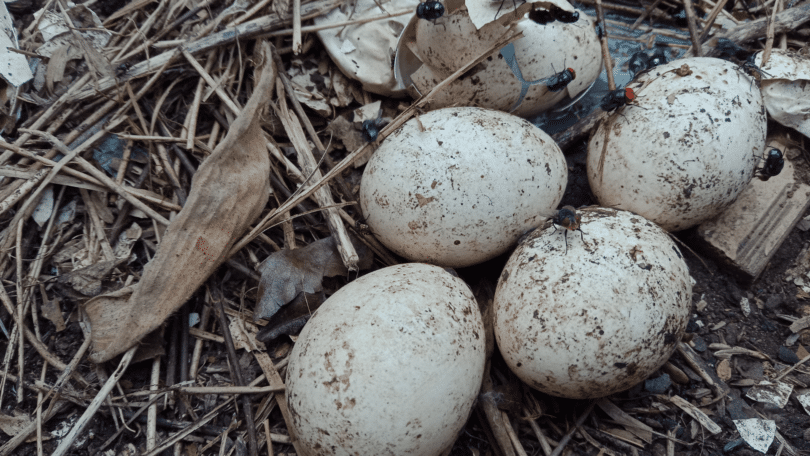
15,219,23,404
595,0,615,90
775,353,810,381
524,408,553,456
36,362,47,456
263,419,274,456
18,129,171,225
52,346,137,456
292,0,302,54
503,411,530,456
549,402,596,456
147,355,161,451
630,0,664,31
682,0,703,56
761,0,782,67
214,292,259,456
697,0,731,42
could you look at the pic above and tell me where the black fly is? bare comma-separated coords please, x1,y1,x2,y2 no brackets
529,5,579,24
416,1,445,20
552,206,586,254
756,148,785,181
599,87,636,112
545,65,576,92
362,110,388,142
648,47,669,68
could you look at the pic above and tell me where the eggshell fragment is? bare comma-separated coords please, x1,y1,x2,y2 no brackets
494,208,692,399
587,57,766,231
286,263,486,456
396,0,602,117
360,107,567,268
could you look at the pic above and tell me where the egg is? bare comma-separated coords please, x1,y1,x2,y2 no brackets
587,57,767,231
494,208,692,399
286,263,485,456
395,0,602,118
360,107,567,268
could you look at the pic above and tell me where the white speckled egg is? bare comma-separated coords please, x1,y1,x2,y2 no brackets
286,263,485,456
360,107,567,268
494,208,691,399
587,57,766,231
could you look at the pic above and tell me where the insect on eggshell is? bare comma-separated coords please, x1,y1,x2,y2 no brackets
286,263,485,456
407,2,601,117
494,208,692,399
360,107,567,268
587,57,766,231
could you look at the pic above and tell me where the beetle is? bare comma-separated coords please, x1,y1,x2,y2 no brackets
416,1,445,20
756,148,784,181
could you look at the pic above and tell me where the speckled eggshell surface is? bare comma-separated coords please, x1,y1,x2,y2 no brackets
286,263,486,456
494,208,692,399
587,57,766,231
411,5,602,117
360,107,567,268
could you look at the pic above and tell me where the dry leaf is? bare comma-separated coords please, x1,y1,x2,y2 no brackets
716,358,732,381
83,42,277,363
41,296,66,332
56,257,128,297
256,291,326,343
254,235,373,321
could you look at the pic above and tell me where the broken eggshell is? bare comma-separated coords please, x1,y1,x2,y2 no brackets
754,49,810,139
359,106,567,268
314,0,420,96
286,263,485,456
494,208,692,399
395,0,601,117
587,57,766,231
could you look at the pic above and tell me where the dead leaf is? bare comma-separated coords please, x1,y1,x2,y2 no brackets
0,413,31,436
83,42,277,363
256,291,326,343
716,358,732,381
254,235,373,321
41,296,66,332
56,257,128,297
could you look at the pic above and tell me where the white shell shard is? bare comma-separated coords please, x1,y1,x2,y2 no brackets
286,263,485,456
733,418,775,454
494,208,692,399
315,0,419,96
745,380,793,409
587,57,766,231
360,107,567,268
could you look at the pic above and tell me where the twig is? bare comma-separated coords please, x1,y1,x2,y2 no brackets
697,0,731,42
549,402,596,456
682,0,703,56
52,346,137,456
293,0,302,54
595,0,615,90
147,355,161,451
761,0,782,66
630,0,665,31
775,353,810,381
213,289,259,456
18,129,171,225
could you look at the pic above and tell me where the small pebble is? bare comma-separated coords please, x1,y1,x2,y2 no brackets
644,373,671,394
778,346,800,364
692,336,707,352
